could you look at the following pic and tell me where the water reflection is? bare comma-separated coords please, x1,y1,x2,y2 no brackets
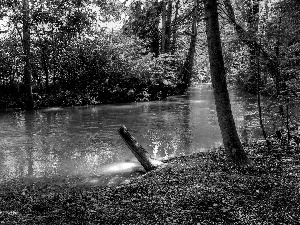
24,112,34,177
0,84,268,182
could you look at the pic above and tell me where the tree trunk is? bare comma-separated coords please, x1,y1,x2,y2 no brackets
179,0,198,93
204,0,249,167
223,0,281,96
247,0,260,90
119,125,163,172
41,41,50,93
161,0,166,54
165,0,172,53
171,0,180,54
256,39,269,143
151,0,161,57
22,0,34,109
274,15,282,96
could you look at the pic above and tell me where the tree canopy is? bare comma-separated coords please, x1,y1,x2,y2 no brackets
0,0,299,164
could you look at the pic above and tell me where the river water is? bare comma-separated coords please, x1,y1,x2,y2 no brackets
0,84,269,183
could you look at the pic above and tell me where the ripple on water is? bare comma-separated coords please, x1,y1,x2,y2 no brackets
0,85,273,182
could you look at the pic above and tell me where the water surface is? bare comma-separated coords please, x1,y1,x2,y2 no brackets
0,84,268,182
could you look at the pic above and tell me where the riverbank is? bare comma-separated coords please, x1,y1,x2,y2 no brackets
1,141,300,224
0,78,181,110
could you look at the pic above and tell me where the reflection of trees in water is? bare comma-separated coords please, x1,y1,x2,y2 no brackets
24,111,34,177
204,88,218,126
0,149,4,180
207,109,218,126
0,112,36,178
143,101,193,158
28,109,119,176
188,87,223,150
144,87,227,157
229,89,264,141
180,104,192,154
3,86,283,180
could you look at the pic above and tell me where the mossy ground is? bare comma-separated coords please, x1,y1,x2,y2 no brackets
1,141,300,224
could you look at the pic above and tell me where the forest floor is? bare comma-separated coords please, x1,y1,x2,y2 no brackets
0,141,300,224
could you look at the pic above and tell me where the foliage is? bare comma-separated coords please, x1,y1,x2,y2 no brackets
221,0,300,97
33,33,182,107
0,0,185,109
0,0,299,109
1,3,300,224
123,1,161,56
0,28,183,108
1,143,300,224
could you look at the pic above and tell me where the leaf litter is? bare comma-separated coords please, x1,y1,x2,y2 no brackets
0,141,300,224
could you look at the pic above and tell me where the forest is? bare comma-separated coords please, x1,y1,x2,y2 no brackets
0,0,299,110
1,1,300,224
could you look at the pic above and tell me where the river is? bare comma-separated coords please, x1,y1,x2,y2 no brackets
0,84,270,183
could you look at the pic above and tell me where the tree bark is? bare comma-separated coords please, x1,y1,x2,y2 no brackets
179,0,198,93
161,0,166,54
204,0,249,166
247,0,260,90
256,43,270,148
274,15,282,96
165,0,172,53
151,0,161,57
171,0,180,54
119,125,163,172
41,41,50,93
22,0,34,109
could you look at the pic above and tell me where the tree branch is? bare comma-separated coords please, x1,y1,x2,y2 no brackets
220,0,278,71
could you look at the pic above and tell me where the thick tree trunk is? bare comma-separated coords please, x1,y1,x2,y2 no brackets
204,0,249,166
22,0,34,109
119,125,163,172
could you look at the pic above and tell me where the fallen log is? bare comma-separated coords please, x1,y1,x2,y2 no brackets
118,125,164,172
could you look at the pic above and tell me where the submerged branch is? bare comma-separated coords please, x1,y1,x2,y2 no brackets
118,125,164,172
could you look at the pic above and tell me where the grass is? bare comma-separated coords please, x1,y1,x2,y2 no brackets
0,141,300,224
